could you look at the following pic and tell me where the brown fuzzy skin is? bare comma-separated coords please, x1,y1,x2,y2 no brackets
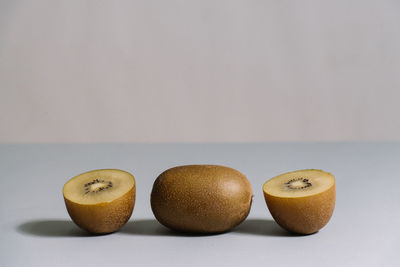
151,165,253,233
64,185,135,234
263,183,335,234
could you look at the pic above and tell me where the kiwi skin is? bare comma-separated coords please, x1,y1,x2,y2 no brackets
151,165,253,234
63,171,136,234
263,170,335,235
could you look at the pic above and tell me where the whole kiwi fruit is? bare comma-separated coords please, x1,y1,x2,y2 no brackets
151,165,253,234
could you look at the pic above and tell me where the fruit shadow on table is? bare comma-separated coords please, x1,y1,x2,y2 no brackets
16,218,299,237
16,219,92,237
120,218,298,237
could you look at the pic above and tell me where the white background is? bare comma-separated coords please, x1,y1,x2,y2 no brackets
1,0,400,143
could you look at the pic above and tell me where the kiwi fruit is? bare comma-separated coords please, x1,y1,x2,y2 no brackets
63,169,136,234
151,165,253,234
263,169,335,235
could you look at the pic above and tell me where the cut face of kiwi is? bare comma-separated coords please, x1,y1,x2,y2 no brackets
83,178,113,195
263,169,335,234
63,169,136,234
264,169,334,198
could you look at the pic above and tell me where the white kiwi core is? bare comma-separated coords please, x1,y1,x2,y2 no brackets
263,169,335,198
63,169,135,205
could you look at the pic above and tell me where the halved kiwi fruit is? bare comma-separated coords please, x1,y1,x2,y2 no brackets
63,169,136,234
263,169,335,234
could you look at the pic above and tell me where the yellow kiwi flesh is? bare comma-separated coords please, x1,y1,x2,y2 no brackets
151,165,253,234
263,169,335,234
63,169,136,234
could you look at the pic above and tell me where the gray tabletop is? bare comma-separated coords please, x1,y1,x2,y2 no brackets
0,143,399,267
